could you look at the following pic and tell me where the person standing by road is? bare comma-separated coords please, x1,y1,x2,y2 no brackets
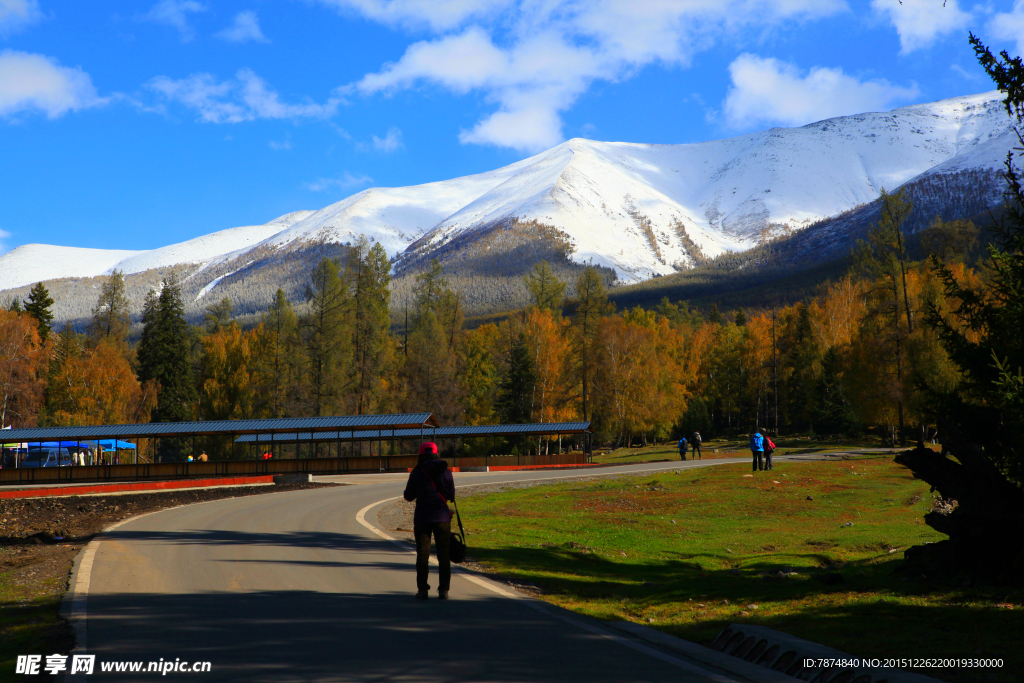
403,442,455,600
763,434,776,470
691,431,702,459
750,431,764,471
677,436,688,461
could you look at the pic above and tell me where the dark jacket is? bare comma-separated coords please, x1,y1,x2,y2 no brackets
404,458,455,525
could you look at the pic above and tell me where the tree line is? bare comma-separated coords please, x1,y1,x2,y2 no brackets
0,204,993,461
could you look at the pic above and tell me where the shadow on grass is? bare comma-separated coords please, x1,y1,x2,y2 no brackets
467,544,1020,681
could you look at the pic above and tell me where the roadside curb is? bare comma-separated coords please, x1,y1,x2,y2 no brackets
606,622,796,683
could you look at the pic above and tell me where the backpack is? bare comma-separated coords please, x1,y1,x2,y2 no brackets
765,437,776,451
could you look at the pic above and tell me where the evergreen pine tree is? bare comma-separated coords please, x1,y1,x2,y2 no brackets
735,309,747,326
137,278,198,459
8,298,21,313
497,333,536,424
811,347,858,435
24,283,55,342
895,35,1024,576
707,303,723,324
678,396,713,439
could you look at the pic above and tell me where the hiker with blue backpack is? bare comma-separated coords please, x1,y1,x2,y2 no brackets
750,431,765,471
678,436,688,461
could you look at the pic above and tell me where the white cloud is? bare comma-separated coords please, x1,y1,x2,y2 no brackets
148,69,342,122
989,0,1024,57
305,171,373,192
139,0,206,42
311,0,512,32
0,227,11,255
0,50,105,119
269,136,291,150
372,126,403,151
723,53,919,129
349,0,849,152
0,0,43,37
870,0,972,54
216,10,268,44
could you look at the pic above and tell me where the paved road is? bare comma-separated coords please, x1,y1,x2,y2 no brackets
78,455,828,682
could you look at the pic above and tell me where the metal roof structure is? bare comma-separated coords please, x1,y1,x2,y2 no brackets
234,422,593,444
0,413,437,443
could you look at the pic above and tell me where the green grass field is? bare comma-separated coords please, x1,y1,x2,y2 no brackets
593,435,893,465
0,549,74,683
458,456,1019,683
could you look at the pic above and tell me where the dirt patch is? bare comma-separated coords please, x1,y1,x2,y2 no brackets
0,481,340,672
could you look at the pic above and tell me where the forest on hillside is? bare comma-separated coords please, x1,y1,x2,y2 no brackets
0,201,999,455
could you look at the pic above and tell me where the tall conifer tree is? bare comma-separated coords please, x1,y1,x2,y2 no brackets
137,278,197,459
24,283,54,343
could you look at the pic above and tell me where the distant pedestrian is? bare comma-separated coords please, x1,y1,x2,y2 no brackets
750,431,764,471
691,431,702,459
678,437,688,461
403,442,455,600
763,435,776,470
187,455,194,462
197,452,208,462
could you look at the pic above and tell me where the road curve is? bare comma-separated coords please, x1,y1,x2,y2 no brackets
77,456,813,682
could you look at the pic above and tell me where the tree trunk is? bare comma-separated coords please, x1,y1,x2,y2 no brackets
895,425,1024,582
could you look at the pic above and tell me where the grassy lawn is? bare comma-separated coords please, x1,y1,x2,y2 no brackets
593,435,894,464
0,545,76,683
459,456,1020,683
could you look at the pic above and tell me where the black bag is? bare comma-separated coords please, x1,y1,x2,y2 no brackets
428,475,467,564
449,500,467,564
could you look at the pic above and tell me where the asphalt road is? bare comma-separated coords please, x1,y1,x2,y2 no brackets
77,456,819,682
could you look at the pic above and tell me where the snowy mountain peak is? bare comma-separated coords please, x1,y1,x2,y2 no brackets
0,90,1015,298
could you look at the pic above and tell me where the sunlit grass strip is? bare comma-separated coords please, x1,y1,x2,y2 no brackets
458,458,1019,683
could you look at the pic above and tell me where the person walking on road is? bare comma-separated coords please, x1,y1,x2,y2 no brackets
403,442,455,600
763,434,776,470
677,436,688,461
750,431,764,471
691,431,702,459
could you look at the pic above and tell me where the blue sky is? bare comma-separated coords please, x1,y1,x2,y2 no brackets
1,0,1021,254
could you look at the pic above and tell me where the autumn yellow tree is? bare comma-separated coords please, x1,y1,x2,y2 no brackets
0,310,47,428
46,340,157,427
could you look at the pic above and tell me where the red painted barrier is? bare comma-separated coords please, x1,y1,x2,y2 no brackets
0,475,275,500
486,463,600,471
405,467,461,473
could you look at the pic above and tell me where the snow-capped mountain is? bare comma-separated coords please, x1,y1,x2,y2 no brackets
0,90,1016,317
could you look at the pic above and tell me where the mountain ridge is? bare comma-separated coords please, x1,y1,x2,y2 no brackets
2,89,1016,322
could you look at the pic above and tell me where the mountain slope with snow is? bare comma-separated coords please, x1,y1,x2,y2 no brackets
0,90,1015,305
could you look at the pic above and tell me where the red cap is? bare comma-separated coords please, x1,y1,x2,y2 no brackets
419,442,438,456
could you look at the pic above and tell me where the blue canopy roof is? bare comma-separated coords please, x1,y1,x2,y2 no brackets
30,439,136,450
